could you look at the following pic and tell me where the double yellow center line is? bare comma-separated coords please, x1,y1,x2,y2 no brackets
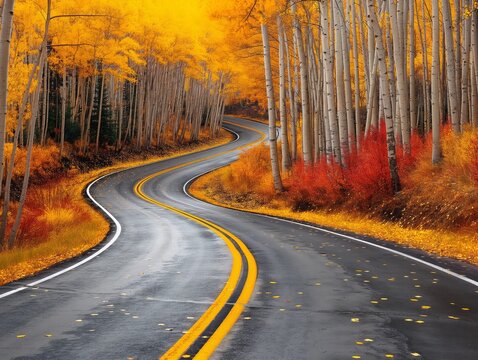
133,121,263,359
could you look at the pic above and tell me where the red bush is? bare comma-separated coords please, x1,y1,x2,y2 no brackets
344,126,392,207
16,207,52,247
287,160,346,210
287,123,426,211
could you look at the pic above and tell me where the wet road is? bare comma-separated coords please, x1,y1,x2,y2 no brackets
0,117,477,359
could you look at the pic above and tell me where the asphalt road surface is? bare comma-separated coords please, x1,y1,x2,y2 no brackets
0,117,477,359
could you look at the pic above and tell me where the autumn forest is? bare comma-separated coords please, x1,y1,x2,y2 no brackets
0,1,477,359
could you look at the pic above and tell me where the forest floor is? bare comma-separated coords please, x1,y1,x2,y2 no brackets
190,121,478,267
0,130,233,286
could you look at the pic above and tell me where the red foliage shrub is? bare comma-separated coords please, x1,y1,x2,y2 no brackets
287,123,426,212
287,160,345,210
344,126,393,208
16,207,52,247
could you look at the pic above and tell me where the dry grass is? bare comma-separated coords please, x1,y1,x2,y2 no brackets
190,128,478,266
0,129,233,285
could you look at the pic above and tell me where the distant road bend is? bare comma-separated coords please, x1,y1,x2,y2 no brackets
0,117,477,359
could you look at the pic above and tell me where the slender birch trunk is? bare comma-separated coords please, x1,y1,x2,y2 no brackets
367,0,401,193
442,0,461,132
333,0,349,159
0,0,15,197
320,1,341,164
409,0,417,132
277,16,291,171
8,0,51,248
432,0,442,163
261,22,283,192
292,1,312,164
284,28,298,161
351,0,361,149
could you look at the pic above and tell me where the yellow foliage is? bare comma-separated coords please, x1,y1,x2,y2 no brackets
4,144,62,180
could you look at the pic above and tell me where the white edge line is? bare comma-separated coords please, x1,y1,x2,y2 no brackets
182,133,478,289
0,122,239,300
0,171,123,299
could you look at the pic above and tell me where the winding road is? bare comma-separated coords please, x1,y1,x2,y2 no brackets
0,117,477,359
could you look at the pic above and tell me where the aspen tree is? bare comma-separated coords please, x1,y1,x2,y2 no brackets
460,1,472,126
319,0,341,164
261,22,283,191
432,0,442,163
291,1,312,165
389,0,411,152
367,0,401,193
277,15,292,171
283,28,298,161
351,0,361,149
0,0,15,197
8,0,51,247
409,0,417,132
341,0,355,151
333,0,349,158
442,0,461,132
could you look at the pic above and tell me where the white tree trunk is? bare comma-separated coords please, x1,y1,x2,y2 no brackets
367,0,401,193
292,1,313,164
442,0,461,132
277,16,291,171
432,0,442,163
261,23,283,192
320,1,341,164
0,0,15,199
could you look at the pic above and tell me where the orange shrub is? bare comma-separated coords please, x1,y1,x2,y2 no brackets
400,127,478,230
220,144,276,202
4,144,62,184
471,136,478,185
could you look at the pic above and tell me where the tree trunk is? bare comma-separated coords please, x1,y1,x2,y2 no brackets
442,0,461,132
409,0,417,132
261,23,283,192
8,0,51,248
292,2,312,165
432,0,442,163
95,74,105,153
284,28,298,161
351,0,361,149
0,0,15,197
277,16,291,171
367,0,401,193
320,0,341,164
60,66,67,157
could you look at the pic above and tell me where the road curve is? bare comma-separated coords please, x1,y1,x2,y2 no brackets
0,117,477,359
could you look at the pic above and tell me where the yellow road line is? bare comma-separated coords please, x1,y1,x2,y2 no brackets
132,120,263,359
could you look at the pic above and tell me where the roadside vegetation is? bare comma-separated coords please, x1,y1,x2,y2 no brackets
190,125,478,265
189,0,478,268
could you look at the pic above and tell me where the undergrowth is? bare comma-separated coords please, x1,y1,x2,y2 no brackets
190,125,478,265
